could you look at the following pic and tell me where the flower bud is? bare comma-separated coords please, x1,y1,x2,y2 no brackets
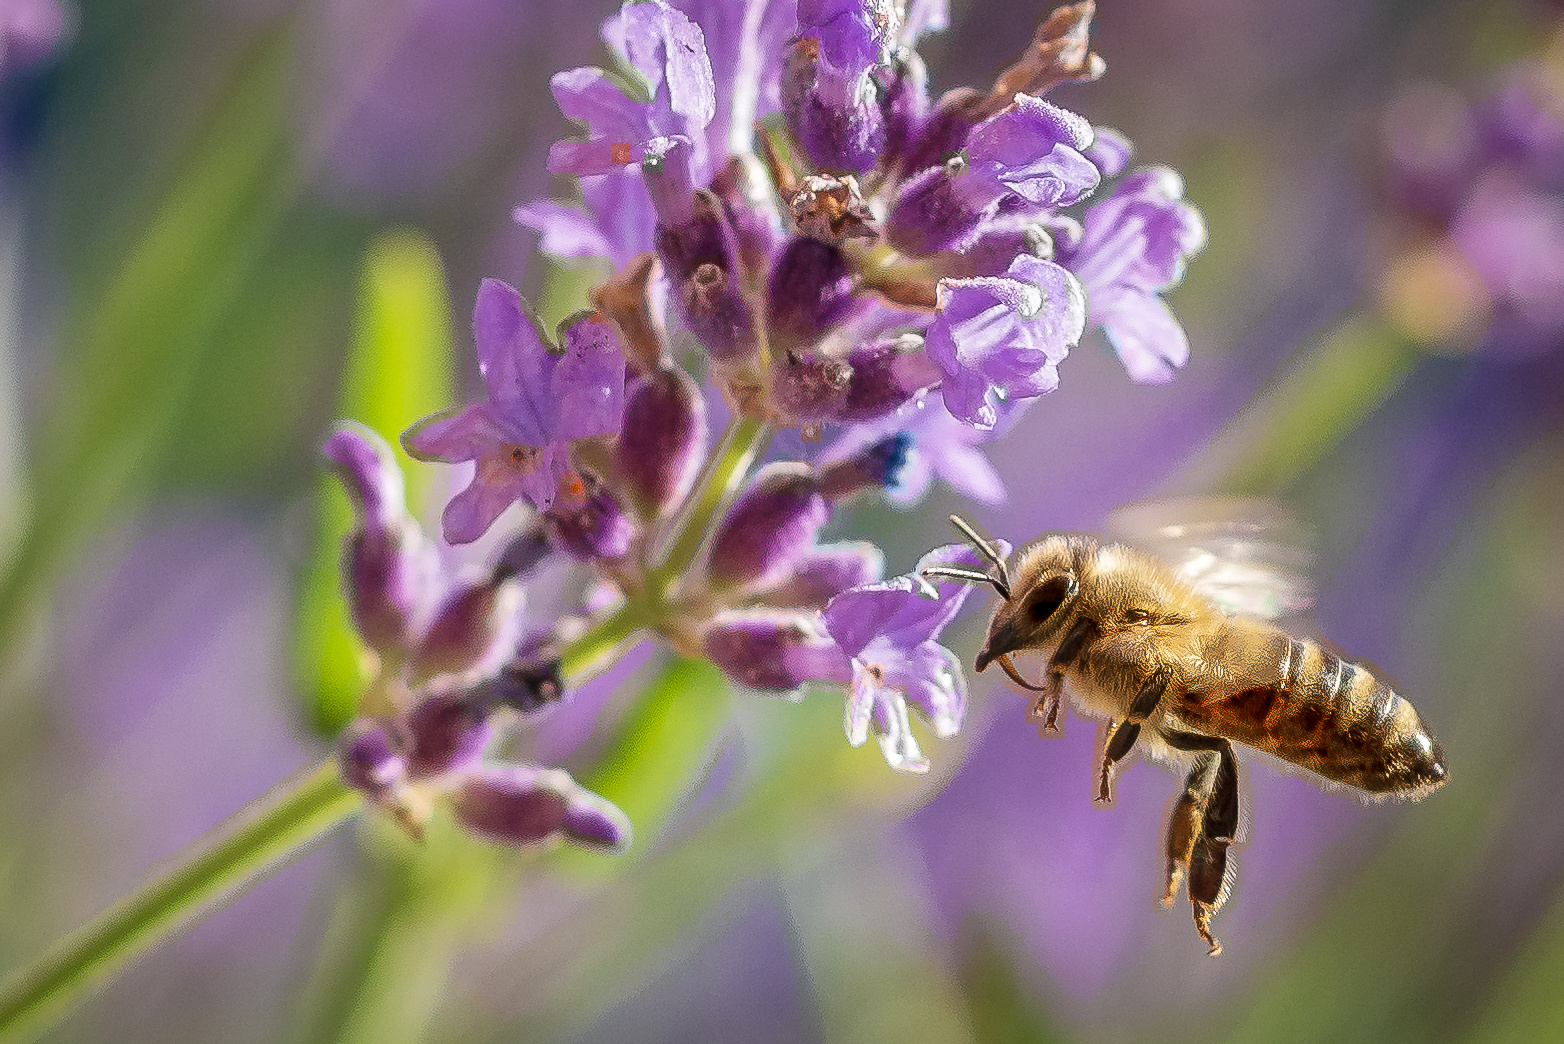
836,337,942,423
765,238,865,349
781,31,886,175
338,718,409,802
702,611,850,691
654,190,757,363
490,524,553,584
706,464,828,591
408,575,521,686
403,692,492,779
818,432,913,500
451,766,631,851
546,489,635,562
324,424,426,656
484,658,566,717
769,349,852,422
614,367,707,518
752,541,885,610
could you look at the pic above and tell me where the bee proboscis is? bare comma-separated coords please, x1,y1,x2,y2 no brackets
923,506,1448,956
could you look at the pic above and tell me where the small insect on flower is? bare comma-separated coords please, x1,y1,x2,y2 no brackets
922,502,1448,956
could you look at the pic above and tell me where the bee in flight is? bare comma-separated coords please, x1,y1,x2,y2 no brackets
923,502,1448,956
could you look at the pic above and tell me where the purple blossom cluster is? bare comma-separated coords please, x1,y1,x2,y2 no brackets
324,0,1204,842
1384,54,1564,353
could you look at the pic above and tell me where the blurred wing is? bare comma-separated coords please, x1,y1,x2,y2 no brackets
1106,497,1314,620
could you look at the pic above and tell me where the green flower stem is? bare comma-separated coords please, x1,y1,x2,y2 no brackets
649,415,771,592
0,600,647,1043
0,760,359,1043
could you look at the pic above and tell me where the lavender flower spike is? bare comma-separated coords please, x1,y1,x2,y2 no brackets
926,254,1087,428
404,280,627,544
821,543,995,773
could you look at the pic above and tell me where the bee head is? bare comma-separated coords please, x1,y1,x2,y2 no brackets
974,538,1080,674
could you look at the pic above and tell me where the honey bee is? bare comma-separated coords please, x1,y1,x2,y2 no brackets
923,504,1448,956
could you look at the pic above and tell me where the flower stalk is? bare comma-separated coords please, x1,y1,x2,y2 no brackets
0,410,777,1043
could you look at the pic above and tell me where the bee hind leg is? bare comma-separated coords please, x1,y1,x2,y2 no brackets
1162,754,1214,906
1161,733,1240,956
1094,669,1171,804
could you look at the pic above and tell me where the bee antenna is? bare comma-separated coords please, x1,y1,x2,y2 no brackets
921,565,1011,600
947,514,1013,599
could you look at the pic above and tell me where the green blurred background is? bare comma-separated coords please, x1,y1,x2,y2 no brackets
1,0,1562,1041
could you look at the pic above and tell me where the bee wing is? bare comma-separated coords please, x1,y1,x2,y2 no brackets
1106,497,1314,621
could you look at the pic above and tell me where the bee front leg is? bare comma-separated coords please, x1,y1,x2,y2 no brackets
1036,618,1098,733
1094,669,1171,804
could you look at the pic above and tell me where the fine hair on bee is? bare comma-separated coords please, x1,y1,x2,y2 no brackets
923,509,1448,956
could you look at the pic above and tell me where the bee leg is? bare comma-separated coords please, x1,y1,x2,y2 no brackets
1188,742,1240,957
1094,670,1171,804
1162,753,1216,906
1189,837,1228,957
1035,618,1098,733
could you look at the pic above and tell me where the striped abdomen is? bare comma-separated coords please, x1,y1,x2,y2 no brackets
1201,636,1447,794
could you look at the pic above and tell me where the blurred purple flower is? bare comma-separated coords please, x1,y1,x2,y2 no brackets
404,278,626,543
1384,61,1564,353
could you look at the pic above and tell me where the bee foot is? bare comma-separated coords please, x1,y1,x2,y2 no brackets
1192,901,1223,957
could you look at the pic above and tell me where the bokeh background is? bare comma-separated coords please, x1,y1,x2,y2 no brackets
0,0,1562,1041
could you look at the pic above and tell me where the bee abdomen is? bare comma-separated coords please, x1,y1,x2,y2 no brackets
1228,639,1446,795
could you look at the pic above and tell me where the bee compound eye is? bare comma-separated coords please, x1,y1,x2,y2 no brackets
1028,574,1073,622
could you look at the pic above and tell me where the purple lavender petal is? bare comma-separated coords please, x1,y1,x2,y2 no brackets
549,65,649,146
886,95,1098,255
675,0,796,158
582,171,661,268
967,95,1098,207
553,311,628,441
822,543,991,659
473,279,557,435
450,764,571,846
702,611,853,690
440,451,557,545
1093,287,1190,385
1084,126,1133,179
844,657,880,747
403,693,493,780
605,0,717,127
403,402,530,463
885,641,967,739
512,200,617,262
1062,166,1205,384
783,1,889,173
925,255,1086,428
